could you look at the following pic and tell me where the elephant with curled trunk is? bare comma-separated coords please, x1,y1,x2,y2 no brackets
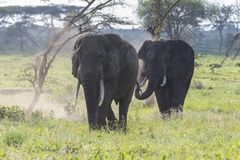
135,40,194,116
72,33,138,130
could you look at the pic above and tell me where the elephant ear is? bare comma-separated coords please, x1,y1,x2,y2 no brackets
138,40,153,59
102,34,121,79
167,40,187,78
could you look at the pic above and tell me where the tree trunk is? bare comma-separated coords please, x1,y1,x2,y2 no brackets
25,89,41,118
219,30,223,54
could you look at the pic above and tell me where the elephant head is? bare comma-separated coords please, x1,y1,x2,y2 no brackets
71,34,121,126
135,40,192,100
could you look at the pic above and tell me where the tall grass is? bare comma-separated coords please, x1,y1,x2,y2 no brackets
0,54,239,159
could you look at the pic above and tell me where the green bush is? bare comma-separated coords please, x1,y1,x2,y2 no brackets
0,105,25,121
209,63,221,68
235,62,240,67
3,130,26,147
191,80,205,90
31,110,44,120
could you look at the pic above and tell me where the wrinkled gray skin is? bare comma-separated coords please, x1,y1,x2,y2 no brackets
135,40,194,116
72,33,138,130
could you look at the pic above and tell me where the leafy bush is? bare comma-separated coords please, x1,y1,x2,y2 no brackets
31,110,44,120
194,62,202,67
0,105,25,121
191,80,205,90
3,130,26,147
64,101,78,115
209,63,221,68
235,62,240,67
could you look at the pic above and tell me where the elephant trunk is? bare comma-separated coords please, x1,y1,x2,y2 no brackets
135,77,159,100
81,74,98,128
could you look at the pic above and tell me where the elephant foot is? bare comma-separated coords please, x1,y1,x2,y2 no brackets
161,111,171,120
108,120,119,131
88,123,97,131
118,121,128,133
170,105,183,119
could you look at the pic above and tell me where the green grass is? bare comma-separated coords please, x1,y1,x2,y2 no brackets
0,54,240,159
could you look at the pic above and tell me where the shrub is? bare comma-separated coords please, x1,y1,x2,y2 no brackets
3,130,26,147
64,101,78,115
235,62,240,67
191,81,205,90
31,110,44,120
209,63,221,68
0,105,25,121
194,62,202,67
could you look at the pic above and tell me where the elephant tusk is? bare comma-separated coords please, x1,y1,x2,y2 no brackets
76,80,81,99
98,79,105,107
160,75,167,87
140,77,148,87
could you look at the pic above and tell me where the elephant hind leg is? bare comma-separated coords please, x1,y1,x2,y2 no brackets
118,85,135,131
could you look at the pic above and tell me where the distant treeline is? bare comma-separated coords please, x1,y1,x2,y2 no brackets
0,25,238,55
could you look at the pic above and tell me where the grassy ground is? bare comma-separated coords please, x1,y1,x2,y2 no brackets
0,54,240,159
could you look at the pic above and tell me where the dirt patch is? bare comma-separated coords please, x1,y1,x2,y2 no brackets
0,88,33,95
0,88,87,120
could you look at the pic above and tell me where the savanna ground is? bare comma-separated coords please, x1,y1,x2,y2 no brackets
0,54,240,159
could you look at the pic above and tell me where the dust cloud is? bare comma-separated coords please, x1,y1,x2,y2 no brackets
0,89,87,121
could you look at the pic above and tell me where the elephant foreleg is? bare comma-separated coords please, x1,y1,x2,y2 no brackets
170,78,187,112
155,86,171,118
95,92,112,129
106,106,118,130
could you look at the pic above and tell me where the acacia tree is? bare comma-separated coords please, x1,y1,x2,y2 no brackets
22,0,130,116
208,5,233,54
164,0,206,40
137,0,182,39
0,5,83,52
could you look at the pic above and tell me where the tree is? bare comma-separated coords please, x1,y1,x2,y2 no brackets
0,5,83,52
22,0,131,116
208,4,233,54
137,0,182,39
164,0,206,40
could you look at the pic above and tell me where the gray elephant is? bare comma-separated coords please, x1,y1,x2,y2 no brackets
72,33,138,130
135,40,194,116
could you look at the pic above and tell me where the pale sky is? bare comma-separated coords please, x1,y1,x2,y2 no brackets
0,0,236,16
0,0,237,28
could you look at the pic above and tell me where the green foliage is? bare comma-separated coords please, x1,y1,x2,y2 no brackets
191,80,205,90
0,105,25,121
137,0,181,37
137,0,206,38
235,62,240,67
3,130,26,147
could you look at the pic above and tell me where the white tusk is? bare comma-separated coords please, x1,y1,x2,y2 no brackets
76,80,81,99
160,75,167,87
140,77,148,87
98,79,105,107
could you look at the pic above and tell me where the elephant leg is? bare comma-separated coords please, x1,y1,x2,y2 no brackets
95,92,112,129
155,86,171,118
118,86,135,131
106,106,118,130
170,78,186,112
182,77,192,106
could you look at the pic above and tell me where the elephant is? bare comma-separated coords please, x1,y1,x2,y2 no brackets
135,39,194,116
72,33,138,130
